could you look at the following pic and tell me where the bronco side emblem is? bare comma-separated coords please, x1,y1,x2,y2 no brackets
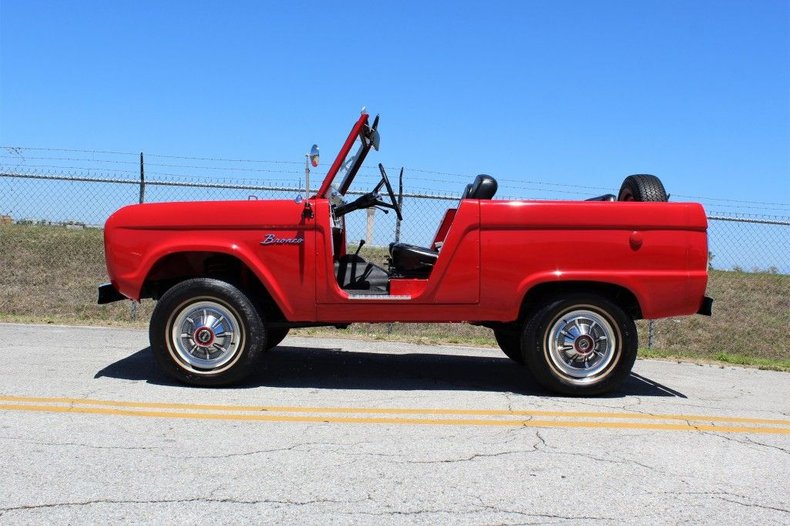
260,233,304,246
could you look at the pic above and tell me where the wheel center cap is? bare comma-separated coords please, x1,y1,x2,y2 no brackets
574,335,595,355
194,327,215,347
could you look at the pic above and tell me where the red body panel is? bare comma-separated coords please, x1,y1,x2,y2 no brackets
105,200,317,321
477,200,708,320
104,194,708,323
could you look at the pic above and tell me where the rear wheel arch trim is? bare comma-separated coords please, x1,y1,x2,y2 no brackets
517,279,643,322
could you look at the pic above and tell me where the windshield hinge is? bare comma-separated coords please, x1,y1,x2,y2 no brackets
302,201,313,219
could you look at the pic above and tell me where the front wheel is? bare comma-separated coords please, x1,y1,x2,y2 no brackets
150,278,266,386
522,294,637,395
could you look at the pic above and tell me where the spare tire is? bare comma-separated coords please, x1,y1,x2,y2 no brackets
617,174,668,202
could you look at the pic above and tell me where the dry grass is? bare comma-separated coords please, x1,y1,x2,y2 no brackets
1,224,787,369
645,271,789,362
0,224,154,325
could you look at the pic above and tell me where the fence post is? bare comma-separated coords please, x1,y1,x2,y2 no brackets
647,320,654,349
131,151,145,321
394,168,403,243
139,152,145,204
366,208,375,244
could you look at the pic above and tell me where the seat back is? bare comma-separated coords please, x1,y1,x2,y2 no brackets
467,174,497,199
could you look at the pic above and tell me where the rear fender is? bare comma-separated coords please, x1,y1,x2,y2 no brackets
515,271,698,320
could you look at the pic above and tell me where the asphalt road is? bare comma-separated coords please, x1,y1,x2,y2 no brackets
0,323,788,525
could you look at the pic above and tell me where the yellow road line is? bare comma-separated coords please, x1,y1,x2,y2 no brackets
2,403,790,434
0,398,789,435
1,395,788,427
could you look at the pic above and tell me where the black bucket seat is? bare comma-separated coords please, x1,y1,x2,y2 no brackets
389,174,497,277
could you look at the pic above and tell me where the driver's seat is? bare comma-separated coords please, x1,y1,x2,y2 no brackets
389,242,438,277
389,174,497,278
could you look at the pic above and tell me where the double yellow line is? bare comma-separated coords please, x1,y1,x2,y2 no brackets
1,395,789,434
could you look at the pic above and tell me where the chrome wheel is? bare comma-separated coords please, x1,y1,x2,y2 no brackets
168,299,244,373
523,294,637,395
151,279,266,386
546,308,617,382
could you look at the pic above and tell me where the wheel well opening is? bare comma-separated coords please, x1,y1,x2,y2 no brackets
519,282,642,321
141,252,285,321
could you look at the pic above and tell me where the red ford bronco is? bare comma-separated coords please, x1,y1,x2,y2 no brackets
100,111,712,395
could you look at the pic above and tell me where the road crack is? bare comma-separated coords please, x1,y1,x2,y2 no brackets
713,496,789,514
0,496,358,517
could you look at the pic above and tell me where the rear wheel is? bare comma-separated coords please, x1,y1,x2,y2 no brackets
150,278,266,386
522,294,637,395
617,174,668,202
493,326,524,364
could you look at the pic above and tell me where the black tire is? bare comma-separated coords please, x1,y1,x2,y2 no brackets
617,174,668,202
265,327,289,350
493,326,525,364
149,278,266,386
521,294,637,396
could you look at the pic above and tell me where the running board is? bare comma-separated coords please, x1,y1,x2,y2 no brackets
347,294,412,300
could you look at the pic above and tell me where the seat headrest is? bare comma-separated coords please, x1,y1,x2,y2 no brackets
468,174,497,200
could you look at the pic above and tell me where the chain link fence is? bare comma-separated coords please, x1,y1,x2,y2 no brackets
1,148,788,362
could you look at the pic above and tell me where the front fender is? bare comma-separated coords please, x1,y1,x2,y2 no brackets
113,239,301,320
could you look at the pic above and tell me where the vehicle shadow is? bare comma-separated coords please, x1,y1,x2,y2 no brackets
95,345,686,398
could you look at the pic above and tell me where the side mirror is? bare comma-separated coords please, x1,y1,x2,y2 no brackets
370,129,380,151
370,115,380,151
304,144,319,199
309,144,319,167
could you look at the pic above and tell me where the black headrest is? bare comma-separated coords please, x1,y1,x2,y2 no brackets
461,184,473,199
468,174,497,200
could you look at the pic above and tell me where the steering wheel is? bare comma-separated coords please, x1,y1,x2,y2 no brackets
333,164,403,219
375,163,403,220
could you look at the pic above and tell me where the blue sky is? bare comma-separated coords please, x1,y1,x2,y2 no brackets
1,0,788,215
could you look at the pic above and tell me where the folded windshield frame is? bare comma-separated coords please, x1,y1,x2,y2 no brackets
317,113,374,197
